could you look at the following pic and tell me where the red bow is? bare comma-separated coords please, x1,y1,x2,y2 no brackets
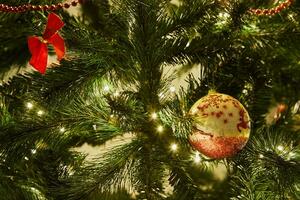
28,13,65,74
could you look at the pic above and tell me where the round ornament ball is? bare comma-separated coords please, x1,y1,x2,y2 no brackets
189,92,251,159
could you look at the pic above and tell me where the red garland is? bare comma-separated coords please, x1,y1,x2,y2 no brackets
28,13,65,74
249,0,293,16
0,0,84,13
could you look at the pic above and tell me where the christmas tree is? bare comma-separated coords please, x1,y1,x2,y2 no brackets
1,0,300,199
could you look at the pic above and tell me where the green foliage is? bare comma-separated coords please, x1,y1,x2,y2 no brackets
0,0,300,199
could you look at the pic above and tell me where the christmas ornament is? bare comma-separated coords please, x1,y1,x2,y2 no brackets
28,13,65,74
249,0,293,16
189,92,251,159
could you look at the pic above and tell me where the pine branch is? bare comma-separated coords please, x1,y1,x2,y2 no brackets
230,127,300,199
0,91,125,163
54,140,141,200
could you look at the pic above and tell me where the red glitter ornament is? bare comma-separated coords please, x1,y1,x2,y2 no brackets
189,91,251,159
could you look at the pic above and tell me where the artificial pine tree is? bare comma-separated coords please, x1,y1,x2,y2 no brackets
1,0,300,199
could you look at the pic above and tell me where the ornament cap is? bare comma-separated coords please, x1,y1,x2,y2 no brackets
208,89,217,94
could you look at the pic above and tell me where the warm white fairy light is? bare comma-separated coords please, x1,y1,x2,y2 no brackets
258,154,264,159
216,12,230,27
170,86,176,93
37,110,44,116
26,102,33,109
59,127,65,133
31,149,37,154
24,156,29,161
157,125,164,133
277,145,284,151
151,112,158,120
113,91,120,97
186,41,191,48
103,85,110,92
110,114,115,118
194,152,201,163
170,143,178,151
242,89,248,95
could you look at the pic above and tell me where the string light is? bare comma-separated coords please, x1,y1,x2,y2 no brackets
113,91,120,97
103,85,110,92
258,154,264,158
277,145,284,151
194,152,201,163
170,143,178,151
59,127,65,133
37,110,44,116
24,156,29,161
170,86,176,93
31,149,37,154
26,102,33,109
151,112,158,120
157,125,164,133
186,41,191,48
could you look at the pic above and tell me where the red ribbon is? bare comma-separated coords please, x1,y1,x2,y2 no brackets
28,13,65,74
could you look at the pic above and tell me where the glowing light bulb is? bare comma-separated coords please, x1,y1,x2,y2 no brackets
26,102,33,109
113,91,120,97
37,110,44,116
186,41,191,48
151,112,158,120
31,149,37,154
277,145,284,151
24,156,29,161
59,127,65,132
170,143,178,151
194,152,201,163
157,125,163,133
103,85,110,92
170,86,176,93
